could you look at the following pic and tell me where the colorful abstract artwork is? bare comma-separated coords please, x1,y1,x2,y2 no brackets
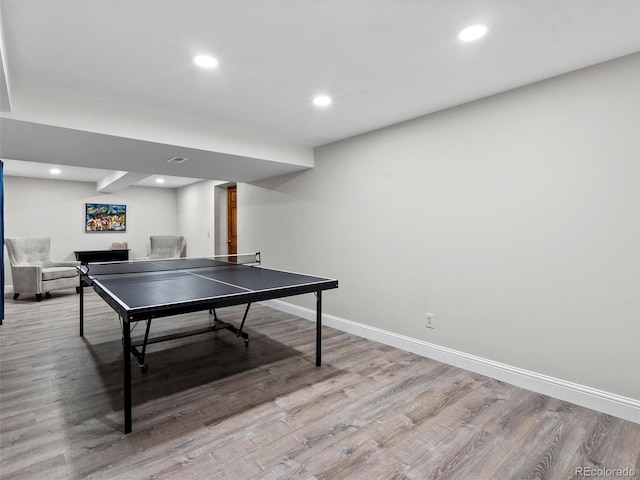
85,203,126,232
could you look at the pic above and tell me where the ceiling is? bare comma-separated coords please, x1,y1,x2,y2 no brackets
1,158,203,189
1,0,639,188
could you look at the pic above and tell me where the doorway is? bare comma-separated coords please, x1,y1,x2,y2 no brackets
227,185,237,255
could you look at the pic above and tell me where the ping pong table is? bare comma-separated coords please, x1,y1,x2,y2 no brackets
78,254,338,433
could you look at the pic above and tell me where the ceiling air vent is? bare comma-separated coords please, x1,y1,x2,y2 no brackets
166,156,188,164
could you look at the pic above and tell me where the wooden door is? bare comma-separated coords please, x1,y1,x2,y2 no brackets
227,185,237,255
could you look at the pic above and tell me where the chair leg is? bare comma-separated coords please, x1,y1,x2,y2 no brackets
13,293,19,300
36,293,43,302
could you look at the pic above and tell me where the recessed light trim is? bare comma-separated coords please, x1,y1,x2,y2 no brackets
458,24,488,42
313,95,332,107
156,178,165,184
49,168,61,175
194,55,218,68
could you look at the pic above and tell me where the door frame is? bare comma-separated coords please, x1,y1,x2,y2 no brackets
227,185,237,255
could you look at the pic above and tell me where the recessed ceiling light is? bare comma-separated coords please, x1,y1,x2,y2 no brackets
49,168,61,175
458,24,489,42
313,95,332,107
193,55,218,68
156,178,165,184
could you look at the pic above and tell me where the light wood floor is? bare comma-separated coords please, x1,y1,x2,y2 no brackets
1,288,639,480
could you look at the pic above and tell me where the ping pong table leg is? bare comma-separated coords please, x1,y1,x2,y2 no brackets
123,317,132,434
316,291,322,366
79,275,84,337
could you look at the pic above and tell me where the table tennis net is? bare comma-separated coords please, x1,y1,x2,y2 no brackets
209,252,261,265
82,252,261,276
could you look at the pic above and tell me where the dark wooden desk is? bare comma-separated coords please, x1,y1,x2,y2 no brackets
74,249,129,264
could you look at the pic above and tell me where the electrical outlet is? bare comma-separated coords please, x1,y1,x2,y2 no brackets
425,313,435,329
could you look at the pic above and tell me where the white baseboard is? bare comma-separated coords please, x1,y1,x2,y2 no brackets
263,299,640,425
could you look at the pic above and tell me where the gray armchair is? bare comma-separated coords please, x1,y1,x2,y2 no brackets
149,235,185,259
4,237,80,301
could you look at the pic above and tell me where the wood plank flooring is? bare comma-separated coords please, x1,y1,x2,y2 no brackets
1,288,639,479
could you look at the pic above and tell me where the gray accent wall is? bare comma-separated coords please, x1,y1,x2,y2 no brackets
239,53,640,401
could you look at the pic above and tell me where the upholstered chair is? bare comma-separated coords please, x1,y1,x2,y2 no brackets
4,237,81,301
149,235,185,259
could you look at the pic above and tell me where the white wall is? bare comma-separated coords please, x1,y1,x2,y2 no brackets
4,174,234,288
176,180,225,257
3,175,179,285
239,53,640,402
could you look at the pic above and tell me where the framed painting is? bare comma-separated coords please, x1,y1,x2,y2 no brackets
85,203,126,232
